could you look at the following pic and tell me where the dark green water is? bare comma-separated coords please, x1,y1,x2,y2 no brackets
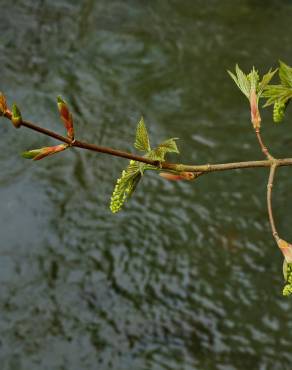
1,1,292,369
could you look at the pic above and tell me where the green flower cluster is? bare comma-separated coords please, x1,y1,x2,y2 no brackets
283,261,292,296
273,101,287,123
110,161,141,213
110,170,129,213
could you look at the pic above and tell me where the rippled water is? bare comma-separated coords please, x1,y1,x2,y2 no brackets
1,1,292,369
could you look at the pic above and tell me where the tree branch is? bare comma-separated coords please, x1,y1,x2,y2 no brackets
3,110,292,174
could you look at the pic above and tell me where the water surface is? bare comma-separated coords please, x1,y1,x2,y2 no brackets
1,1,292,369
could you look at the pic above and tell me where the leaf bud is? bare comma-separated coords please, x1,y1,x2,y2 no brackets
11,103,22,128
57,96,74,140
22,144,68,161
250,89,261,129
0,92,8,116
159,171,195,181
278,239,292,263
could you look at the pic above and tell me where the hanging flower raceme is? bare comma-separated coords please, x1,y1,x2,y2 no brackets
278,239,292,296
283,259,292,296
110,162,142,213
273,101,288,123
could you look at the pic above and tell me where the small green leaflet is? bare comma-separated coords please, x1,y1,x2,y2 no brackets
147,138,179,162
247,67,259,94
228,64,250,99
134,117,151,152
262,61,292,106
279,60,292,88
263,85,292,106
257,68,277,96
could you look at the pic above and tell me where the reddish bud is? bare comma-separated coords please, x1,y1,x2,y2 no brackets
11,103,22,128
0,93,8,116
278,239,292,263
159,172,195,181
57,96,74,140
250,89,261,129
22,144,68,161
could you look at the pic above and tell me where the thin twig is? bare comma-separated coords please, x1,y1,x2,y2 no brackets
267,163,279,242
254,123,281,242
255,128,274,160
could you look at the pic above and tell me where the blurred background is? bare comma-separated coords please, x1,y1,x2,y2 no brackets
1,1,292,369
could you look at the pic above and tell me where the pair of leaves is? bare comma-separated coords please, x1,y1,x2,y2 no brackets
134,117,179,162
110,117,179,213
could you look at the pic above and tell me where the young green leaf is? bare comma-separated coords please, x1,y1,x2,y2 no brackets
227,64,250,99
257,68,278,95
134,117,151,152
262,62,292,112
263,85,292,106
247,67,259,93
279,60,292,87
147,138,179,162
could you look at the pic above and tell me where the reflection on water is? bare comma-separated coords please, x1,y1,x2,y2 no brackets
1,1,292,369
